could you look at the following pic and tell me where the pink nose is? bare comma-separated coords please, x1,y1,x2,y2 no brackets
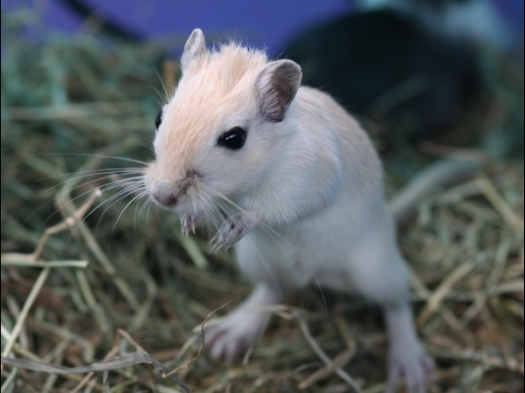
150,181,177,207
152,192,177,207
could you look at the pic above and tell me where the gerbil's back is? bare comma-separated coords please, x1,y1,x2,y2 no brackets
295,86,383,188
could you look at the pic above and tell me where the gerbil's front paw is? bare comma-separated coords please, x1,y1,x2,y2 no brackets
210,213,255,251
386,343,434,393
180,215,196,236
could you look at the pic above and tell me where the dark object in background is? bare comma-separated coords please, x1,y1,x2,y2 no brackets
56,0,142,41
357,0,517,51
282,9,481,142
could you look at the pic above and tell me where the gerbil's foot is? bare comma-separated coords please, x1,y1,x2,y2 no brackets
384,302,434,393
385,342,434,393
180,215,196,236
210,213,255,251
204,308,267,364
204,285,277,364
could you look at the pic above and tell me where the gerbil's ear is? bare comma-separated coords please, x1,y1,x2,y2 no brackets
255,60,302,123
181,29,206,70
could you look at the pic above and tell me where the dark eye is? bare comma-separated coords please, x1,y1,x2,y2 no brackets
217,127,247,150
155,110,163,129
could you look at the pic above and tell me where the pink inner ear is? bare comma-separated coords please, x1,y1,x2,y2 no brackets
256,60,302,123
260,80,288,123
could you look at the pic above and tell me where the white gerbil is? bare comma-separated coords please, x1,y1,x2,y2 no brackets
145,29,433,393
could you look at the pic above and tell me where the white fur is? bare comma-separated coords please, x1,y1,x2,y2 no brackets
146,30,433,392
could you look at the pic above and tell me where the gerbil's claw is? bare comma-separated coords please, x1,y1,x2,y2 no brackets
209,213,255,252
208,234,220,252
180,216,196,237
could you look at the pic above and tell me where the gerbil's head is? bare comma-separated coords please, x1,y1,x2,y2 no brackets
145,29,302,219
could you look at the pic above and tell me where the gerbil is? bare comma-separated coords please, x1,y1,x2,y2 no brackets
145,29,433,393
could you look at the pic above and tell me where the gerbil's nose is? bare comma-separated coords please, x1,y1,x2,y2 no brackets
152,192,177,208
150,181,178,208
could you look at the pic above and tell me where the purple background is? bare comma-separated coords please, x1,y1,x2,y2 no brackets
2,0,524,56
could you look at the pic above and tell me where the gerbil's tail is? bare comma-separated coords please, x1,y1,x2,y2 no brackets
390,157,485,226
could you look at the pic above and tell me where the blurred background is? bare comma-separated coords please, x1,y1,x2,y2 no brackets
3,0,524,150
1,1,524,392
2,0,524,56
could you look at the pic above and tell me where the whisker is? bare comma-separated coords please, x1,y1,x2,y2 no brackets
42,152,148,166
25,169,146,227
213,204,226,229
314,277,328,313
36,167,145,183
200,194,226,235
30,169,144,211
122,69,168,106
133,189,154,232
246,237,285,302
210,189,288,244
152,65,171,104
60,173,145,235
136,196,152,230
112,190,149,235
145,199,154,227
70,186,142,236
92,188,146,234
40,175,145,228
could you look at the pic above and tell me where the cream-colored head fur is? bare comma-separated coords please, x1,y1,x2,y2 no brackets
145,29,302,219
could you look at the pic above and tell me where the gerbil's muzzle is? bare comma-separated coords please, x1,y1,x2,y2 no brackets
146,163,199,210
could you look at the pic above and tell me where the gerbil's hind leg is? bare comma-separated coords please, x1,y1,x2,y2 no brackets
384,302,434,393
348,239,433,393
204,284,279,364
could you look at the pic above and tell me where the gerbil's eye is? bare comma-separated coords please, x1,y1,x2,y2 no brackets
217,127,247,150
155,110,163,129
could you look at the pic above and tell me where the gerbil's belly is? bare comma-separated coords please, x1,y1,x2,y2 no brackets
234,223,356,293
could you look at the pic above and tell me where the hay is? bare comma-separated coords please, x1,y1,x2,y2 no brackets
1,7,523,393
